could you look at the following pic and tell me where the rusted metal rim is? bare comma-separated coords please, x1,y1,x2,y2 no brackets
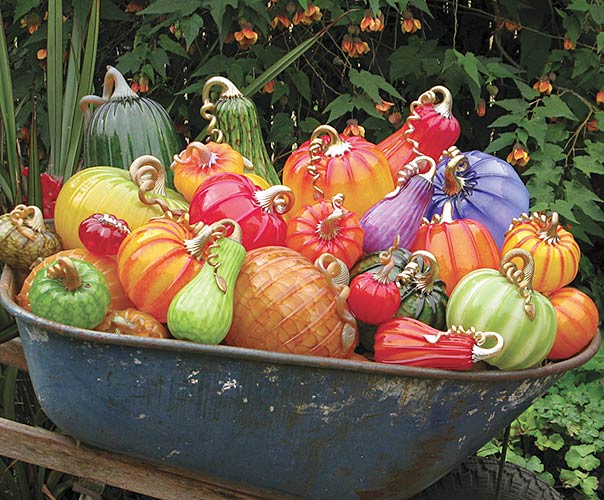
1,264,600,381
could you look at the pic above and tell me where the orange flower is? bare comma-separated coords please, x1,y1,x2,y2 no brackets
341,34,370,58
505,20,521,31
360,10,385,32
587,119,599,132
401,10,421,33
126,1,144,13
130,81,139,93
20,14,41,34
476,98,486,117
292,5,322,26
19,127,30,142
596,88,604,105
388,111,403,127
224,32,235,44
343,119,365,137
506,144,530,168
375,100,395,115
138,76,149,93
36,49,47,60
533,77,553,95
262,80,275,94
234,27,259,49
563,35,575,51
271,15,291,29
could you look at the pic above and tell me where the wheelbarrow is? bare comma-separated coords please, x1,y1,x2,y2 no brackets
0,263,600,500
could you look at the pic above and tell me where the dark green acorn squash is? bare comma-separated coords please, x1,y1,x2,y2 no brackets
80,66,182,188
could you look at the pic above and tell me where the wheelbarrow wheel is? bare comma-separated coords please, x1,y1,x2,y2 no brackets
410,457,563,500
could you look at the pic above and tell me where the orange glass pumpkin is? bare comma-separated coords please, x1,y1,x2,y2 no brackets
285,194,364,269
282,124,394,221
547,287,599,360
502,211,580,294
410,201,500,296
17,248,134,312
96,308,170,338
116,215,206,323
170,141,245,202
226,248,358,358
378,86,460,181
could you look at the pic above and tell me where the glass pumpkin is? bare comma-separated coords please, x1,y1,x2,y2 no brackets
285,193,364,269
410,201,500,296
446,249,557,371
282,124,394,221
226,248,358,358
425,147,530,248
502,211,580,294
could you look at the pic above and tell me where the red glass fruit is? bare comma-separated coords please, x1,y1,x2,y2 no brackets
78,213,131,256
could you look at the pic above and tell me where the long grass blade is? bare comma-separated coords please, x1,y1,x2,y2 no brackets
0,457,21,500
27,97,41,208
0,10,21,207
63,0,100,179
47,0,64,177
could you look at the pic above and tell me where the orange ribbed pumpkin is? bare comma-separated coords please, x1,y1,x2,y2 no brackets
170,141,245,202
226,247,358,358
502,211,580,294
547,287,599,360
282,124,394,220
285,194,364,269
17,248,133,312
410,202,500,296
96,308,170,339
116,216,205,323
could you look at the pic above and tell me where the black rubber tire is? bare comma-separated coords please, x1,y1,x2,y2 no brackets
409,457,563,500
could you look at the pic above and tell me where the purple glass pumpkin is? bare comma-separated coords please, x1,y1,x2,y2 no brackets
425,148,530,248
361,156,436,253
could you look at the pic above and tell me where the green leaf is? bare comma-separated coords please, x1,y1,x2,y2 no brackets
149,48,169,79
494,99,529,114
140,0,199,16
485,61,521,80
14,0,40,20
515,80,540,100
597,32,604,53
572,48,599,79
550,199,580,224
291,70,311,104
520,116,547,148
565,444,600,470
180,14,204,49
324,93,355,123
409,0,432,16
519,26,552,80
202,0,238,38
488,114,521,129
590,4,604,24
158,34,190,59
455,51,481,90
484,132,516,154
348,69,403,103
564,182,604,220
538,95,578,121
100,0,129,20
267,112,294,147
573,156,604,177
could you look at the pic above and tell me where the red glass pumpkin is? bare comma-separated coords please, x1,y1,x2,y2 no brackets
410,201,500,296
547,287,599,360
377,86,460,180
189,172,294,251
348,246,401,325
170,141,245,202
502,211,581,294
78,213,131,256
285,193,364,269
282,124,394,220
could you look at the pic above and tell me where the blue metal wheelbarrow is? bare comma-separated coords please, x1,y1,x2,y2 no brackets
0,264,600,500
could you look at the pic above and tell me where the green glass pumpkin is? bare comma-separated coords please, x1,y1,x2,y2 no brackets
395,250,448,330
29,257,111,329
80,66,182,188
446,249,557,370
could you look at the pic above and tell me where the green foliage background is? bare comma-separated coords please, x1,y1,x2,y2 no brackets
0,0,603,498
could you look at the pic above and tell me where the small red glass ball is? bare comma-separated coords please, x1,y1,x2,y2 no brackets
78,213,131,256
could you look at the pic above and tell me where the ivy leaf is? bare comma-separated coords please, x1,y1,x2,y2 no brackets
573,155,604,177
538,95,578,121
565,445,600,470
141,0,199,15
148,48,169,79
520,116,547,149
564,182,604,222
180,14,204,49
484,132,516,154
551,199,580,224
324,94,355,123
158,34,190,59
348,69,402,102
